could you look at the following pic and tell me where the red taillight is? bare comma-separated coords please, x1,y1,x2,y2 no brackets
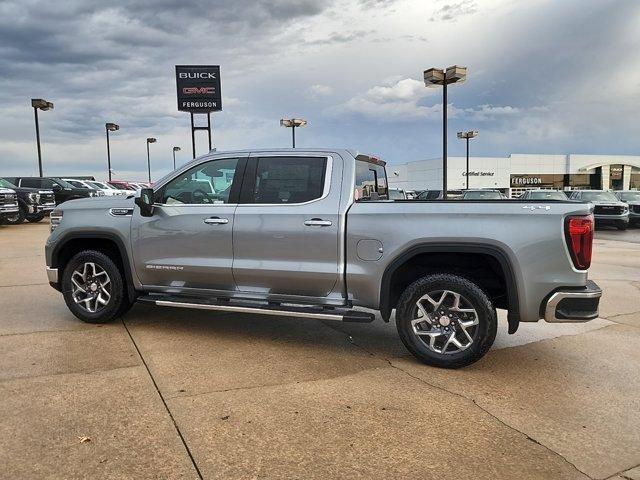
565,215,593,270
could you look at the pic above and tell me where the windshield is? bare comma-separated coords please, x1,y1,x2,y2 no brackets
53,178,75,189
388,189,405,200
89,181,113,190
528,191,567,200
619,192,640,201
0,178,16,189
580,191,618,202
463,191,502,200
65,180,90,189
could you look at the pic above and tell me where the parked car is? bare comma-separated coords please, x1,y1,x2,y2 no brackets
6,177,98,205
84,180,128,196
0,177,55,224
615,190,640,226
519,190,568,200
129,182,151,190
405,190,419,199
568,190,629,230
45,148,601,368
388,188,407,200
0,186,19,223
108,180,136,191
459,189,505,200
414,189,464,200
62,179,106,197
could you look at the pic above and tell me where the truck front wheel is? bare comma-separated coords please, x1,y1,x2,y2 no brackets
61,250,133,323
26,212,46,223
395,273,497,368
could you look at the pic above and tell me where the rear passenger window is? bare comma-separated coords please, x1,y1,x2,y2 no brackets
251,157,327,204
354,161,388,200
21,178,41,188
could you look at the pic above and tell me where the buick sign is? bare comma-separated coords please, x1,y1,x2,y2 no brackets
175,65,222,113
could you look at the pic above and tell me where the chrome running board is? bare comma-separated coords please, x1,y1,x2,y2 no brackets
140,295,374,323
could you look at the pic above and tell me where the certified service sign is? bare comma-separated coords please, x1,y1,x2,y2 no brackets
175,65,222,113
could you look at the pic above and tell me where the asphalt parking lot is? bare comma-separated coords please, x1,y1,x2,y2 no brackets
1,221,639,480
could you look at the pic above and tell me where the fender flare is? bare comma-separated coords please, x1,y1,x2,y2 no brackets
379,242,521,333
50,231,137,302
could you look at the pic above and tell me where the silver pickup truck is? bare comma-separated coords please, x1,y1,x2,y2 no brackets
45,149,602,368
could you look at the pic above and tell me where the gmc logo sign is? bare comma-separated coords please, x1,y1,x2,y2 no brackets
176,65,222,112
182,87,215,95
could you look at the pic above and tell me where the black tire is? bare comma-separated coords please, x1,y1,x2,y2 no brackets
61,250,133,323
3,205,26,225
395,273,497,369
617,222,628,231
26,212,46,223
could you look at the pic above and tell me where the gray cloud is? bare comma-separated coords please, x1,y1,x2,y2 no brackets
430,0,478,22
1,0,640,179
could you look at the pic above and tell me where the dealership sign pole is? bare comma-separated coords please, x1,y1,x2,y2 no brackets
176,65,222,159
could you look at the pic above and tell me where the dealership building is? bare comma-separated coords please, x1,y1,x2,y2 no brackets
387,154,640,197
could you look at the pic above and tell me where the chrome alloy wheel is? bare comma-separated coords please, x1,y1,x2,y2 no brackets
71,262,111,313
410,290,479,355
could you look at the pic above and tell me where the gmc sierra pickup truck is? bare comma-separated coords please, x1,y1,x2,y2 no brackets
45,149,602,368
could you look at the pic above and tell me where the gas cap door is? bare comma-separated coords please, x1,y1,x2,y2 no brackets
357,239,383,261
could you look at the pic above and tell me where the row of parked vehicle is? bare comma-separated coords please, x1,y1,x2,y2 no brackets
387,187,640,230
0,176,150,225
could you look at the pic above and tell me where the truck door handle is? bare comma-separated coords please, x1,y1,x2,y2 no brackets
203,217,229,225
304,218,332,227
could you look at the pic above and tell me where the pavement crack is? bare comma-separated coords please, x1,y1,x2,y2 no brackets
0,282,48,288
331,326,595,480
122,319,204,480
387,360,594,478
165,382,290,400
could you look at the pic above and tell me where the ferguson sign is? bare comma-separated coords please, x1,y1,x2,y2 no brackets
175,65,222,112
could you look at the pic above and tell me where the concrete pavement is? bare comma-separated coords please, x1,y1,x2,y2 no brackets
0,220,638,479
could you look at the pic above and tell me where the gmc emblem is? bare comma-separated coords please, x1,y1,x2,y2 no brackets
182,87,215,94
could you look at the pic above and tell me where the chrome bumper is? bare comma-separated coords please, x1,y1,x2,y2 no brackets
0,204,19,213
46,267,59,283
594,213,629,221
37,203,56,213
544,281,602,323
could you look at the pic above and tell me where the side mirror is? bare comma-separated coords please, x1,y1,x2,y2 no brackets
51,184,61,191
135,188,155,217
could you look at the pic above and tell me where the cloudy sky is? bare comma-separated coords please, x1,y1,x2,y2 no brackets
1,0,639,180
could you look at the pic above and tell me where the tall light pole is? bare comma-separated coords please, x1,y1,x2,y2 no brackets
31,99,54,177
146,138,156,182
105,123,119,181
280,118,307,148
423,66,467,199
457,130,478,190
172,146,181,170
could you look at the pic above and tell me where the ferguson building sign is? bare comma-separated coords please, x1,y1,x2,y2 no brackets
175,65,222,112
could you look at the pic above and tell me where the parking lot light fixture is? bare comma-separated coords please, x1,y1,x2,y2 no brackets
146,137,157,182
105,123,120,181
31,98,54,177
423,65,467,199
457,130,479,190
172,146,181,170
280,118,307,148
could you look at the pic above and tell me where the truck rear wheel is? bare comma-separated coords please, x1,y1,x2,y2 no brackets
395,273,497,368
61,250,133,324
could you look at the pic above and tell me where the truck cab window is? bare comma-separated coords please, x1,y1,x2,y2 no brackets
355,161,388,200
161,157,239,205
21,178,42,188
250,156,327,204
